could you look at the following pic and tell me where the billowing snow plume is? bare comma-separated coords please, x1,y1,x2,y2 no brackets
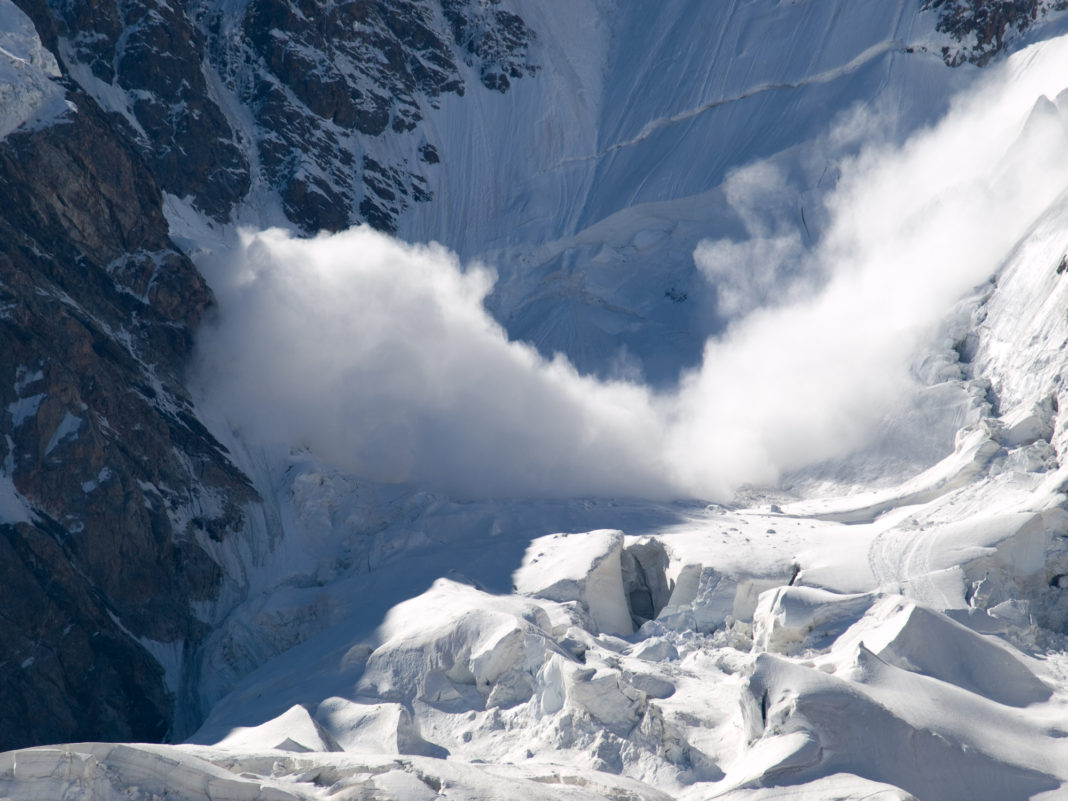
196,35,1068,500
194,231,671,498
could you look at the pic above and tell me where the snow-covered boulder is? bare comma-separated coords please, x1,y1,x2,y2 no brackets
752,586,874,654
997,399,1056,447
659,564,737,632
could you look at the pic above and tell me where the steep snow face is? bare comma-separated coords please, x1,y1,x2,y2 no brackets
408,0,931,245
398,0,975,382
0,0,67,139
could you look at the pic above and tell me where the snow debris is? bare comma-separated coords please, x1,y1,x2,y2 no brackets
514,530,634,635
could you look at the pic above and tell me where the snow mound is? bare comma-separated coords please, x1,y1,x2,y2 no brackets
314,697,440,756
515,529,635,635
356,579,562,711
741,644,1062,801
837,597,1051,707
0,0,68,139
214,704,341,753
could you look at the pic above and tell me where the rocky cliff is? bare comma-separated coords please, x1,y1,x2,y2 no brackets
923,0,1068,65
0,7,254,745
39,0,536,234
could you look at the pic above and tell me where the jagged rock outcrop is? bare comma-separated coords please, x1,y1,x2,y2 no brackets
0,75,255,747
39,0,250,219
30,0,536,234
923,0,1068,65
204,0,537,232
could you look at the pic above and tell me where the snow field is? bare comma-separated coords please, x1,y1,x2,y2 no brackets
7,482,1068,800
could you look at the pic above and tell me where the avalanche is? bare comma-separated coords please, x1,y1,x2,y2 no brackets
10,2,1068,801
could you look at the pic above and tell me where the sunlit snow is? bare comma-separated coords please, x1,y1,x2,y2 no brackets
11,3,1068,801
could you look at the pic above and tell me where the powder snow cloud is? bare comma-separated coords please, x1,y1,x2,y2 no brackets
193,230,672,498
194,35,1068,500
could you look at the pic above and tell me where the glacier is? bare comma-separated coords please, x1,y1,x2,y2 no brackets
9,1,1068,799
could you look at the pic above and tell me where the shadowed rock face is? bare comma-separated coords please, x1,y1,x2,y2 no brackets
42,0,251,220
0,81,256,747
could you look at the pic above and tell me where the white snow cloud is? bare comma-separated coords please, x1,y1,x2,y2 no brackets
694,161,808,319
194,35,1068,501
671,37,1068,496
193,230,672,498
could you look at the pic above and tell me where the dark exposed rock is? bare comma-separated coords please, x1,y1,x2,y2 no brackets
34,0,251,220
419,142,440,164
0,518,172,750
0,85,255,747
922,0,1068,66
206,0,537,232
441,0,537,92
19,0,538,234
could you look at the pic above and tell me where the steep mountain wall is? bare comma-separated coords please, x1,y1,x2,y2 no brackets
0,0,256,747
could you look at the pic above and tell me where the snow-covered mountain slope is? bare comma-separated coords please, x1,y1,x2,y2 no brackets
46,0,1054,383
13,25,1068,799
22,0,1068,385
11,1,1068,799
402,0,975,382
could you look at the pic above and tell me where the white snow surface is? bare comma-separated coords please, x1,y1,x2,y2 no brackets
15,3,1068,801
0,0,68,139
